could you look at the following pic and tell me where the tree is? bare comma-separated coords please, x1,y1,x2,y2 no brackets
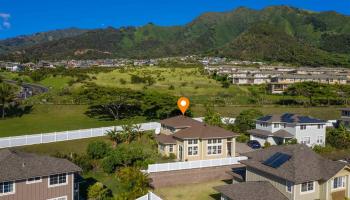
326,124,350,149
87,141,110,159
204,105,223,127
87,182,112,200
106,128,124,147
0,83,17,119
284,82,324,105
234,109,263,133
116,167,149,200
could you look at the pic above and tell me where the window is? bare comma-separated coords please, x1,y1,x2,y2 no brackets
301,137,310,145
0,182,14,195
317,124,323,129
274,123,279,128
49,173,67,187
317,136,323,144
160,144,165,151
301,181,314,193
300,125,307,130
169,144,174,152
286,181,293,193
332,176,345,190
188,139,198,156
207,139,222,155
26,177,41,184
260,122,268,127
48,196,67,200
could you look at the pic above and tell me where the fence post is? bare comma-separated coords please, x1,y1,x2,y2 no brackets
26,135,28,145
41,134,43,144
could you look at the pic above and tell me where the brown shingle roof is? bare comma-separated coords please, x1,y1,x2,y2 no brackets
160,115,202,129
214,181,288,200
172,124,238,139
247,129,293,138
155,134,177,144
241,144,346,184
0,149,81,182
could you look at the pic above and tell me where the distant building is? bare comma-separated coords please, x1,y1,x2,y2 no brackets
248,113,326,147
339,108,350,129
0,149,81,200
154,116,238,161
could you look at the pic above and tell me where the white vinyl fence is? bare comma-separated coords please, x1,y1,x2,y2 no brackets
146,156,247,173
0,122,160,148
136,192,163,200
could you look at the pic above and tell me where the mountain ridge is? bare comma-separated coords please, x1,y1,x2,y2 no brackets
1,6,350,66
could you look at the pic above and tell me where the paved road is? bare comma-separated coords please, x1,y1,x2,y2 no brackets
4,79,49,99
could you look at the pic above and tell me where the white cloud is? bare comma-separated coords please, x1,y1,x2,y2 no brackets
0,13,11,29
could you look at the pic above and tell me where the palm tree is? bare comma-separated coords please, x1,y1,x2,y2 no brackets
0,83,16,119
106,128,123,147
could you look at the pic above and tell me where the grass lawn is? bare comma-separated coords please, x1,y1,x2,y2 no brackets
39,75,73,91
15,136,111,155
154,180,226,200
0,104,146,137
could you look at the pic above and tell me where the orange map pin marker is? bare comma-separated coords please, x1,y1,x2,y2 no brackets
177,97,190,115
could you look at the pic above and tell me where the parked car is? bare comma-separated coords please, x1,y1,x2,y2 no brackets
247,140,261,149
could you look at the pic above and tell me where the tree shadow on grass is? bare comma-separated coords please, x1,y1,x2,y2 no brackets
1,104,33,118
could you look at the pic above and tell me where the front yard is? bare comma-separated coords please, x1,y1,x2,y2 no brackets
154,180,227,200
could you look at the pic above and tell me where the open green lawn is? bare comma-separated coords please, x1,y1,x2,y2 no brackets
39,75,73,91
0,104,146,137
15,136,111,155
154,180,225,200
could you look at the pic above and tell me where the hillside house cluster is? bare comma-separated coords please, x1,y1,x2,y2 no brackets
205,65,350,93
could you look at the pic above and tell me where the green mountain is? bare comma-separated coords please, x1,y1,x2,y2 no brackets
1,6,350,66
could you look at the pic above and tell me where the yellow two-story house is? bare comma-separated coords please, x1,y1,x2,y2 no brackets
215,144,350,200
155,115,238,161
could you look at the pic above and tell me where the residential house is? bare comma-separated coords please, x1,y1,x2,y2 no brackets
215,144,350,200
155,115,238,161
0,149,81,200
248,113,326,147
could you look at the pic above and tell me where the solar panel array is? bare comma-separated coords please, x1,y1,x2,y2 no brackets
263,152,291,168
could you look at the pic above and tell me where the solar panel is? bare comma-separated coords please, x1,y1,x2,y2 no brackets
263,152,291,168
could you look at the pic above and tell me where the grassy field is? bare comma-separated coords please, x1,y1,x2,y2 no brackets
154,180,225,200
15,136,111,155
0,104,146,137
90,67,253,105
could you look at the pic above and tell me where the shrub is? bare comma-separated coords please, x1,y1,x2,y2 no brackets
168,85,175,90
264,141,271,148
168,153,176,160
119,78,126,85
101,156,119,174
116,167,149,200
285,138,298,145
87,182,112,200
87,141,110,159
236,134,250,143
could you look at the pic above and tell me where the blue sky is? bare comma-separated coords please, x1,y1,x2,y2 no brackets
1,0,350,39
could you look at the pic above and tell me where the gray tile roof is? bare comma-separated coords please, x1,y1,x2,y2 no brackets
160,115,202,129
214,181,288,200
257,113,325,124
241,144,346,184
172,124,238,140
0,149,81,182
247,129,293,138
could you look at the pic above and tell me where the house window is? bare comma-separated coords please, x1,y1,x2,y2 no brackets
169,144,174,152
301,181,314,193
332,176,345,190
49,173,67,187
188,139,198,156
286,181,293,193
160,144,165,151
317,136,323,144
0,181,14,195
301,137,311,145
300,125,307,130
48,196,67,200
207,139,222,155
26,177,41,184
260,122,268,127
317,124,323,129
274,123,279,128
